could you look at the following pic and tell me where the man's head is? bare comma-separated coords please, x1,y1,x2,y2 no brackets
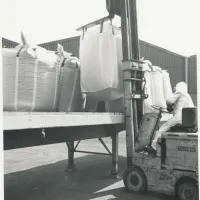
174,82,188,94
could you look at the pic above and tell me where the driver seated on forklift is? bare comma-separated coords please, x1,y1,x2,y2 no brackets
150,81,194,153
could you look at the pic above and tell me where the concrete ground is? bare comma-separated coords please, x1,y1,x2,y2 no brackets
4,132,176,200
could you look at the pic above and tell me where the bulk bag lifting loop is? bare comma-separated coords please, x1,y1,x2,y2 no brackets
82,27,86,40
100,19,104,33
14,43,39,112
16,45,24,57
100,18,115,35
14,36,35,112
82,17,116,37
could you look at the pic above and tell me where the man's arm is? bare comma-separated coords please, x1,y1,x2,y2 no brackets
166,93,180,105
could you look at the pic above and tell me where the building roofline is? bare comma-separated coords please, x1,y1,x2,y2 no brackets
139,39,187,58
38,36,80,46
2,37,19,45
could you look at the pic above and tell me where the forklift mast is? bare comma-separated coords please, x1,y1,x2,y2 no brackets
106,0,146,165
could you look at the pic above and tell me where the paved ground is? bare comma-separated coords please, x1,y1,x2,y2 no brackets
4,132,176,200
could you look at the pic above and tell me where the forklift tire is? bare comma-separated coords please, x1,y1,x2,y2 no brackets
176,178,198,200
123,166,147,193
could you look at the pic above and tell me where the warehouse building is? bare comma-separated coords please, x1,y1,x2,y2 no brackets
2,36,197,105
2,37,19,48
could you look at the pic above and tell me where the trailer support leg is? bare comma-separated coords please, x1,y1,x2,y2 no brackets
66,141,76,172
110,132,120,179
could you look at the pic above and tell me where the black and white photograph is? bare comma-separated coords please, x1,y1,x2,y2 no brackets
1,0,199,200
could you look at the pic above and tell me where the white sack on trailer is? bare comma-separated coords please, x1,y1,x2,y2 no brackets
56,44,83,112
3,32,61,112
79,22,123,101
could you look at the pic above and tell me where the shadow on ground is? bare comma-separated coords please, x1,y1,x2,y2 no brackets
4,155,176,200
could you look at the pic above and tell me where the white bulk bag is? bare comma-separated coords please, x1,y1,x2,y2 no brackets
143,72,154,113
140,60,154,114
115,33,123,91
79,22,123,101
162,70,173,101
3,32,60,112
150,67,167,109
56,44,83,112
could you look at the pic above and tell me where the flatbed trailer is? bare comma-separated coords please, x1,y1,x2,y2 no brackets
3,112,124,131
3,112,172,177
3,112,124,177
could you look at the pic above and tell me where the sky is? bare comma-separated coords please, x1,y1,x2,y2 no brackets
1,0,200,56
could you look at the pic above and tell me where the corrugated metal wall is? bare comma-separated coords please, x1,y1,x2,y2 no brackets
188,55,197,105
38,36,197,105
2,38,19,48
140,40,186,88
188,55,197,93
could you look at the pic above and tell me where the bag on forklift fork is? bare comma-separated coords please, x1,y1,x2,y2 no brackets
79,22,123,101
105,97,124,113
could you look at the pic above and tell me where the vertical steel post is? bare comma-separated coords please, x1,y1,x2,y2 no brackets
120,0,141,166
185,57,189,85
110,132,119,179
129,0,143,123
129,0,140,60
120,0,135,166
66,141,76,171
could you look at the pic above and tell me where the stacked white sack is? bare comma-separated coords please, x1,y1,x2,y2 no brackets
162,70,173,101
3,33,61,112
79,22,123,101
142,60,154,114
150,66,167,109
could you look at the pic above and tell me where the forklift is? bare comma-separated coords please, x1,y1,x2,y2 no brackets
106,0,198,200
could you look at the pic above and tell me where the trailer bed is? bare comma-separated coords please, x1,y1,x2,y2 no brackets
3,112,124,176
3,112,172,131
3,112,124,131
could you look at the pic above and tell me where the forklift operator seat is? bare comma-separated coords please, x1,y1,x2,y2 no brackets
169,107,198,132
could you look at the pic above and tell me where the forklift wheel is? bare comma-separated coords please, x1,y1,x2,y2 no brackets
123,166,147,193
176,179,198,200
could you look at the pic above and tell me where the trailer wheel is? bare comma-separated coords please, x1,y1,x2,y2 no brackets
123,166,147,193
176,178,198,200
